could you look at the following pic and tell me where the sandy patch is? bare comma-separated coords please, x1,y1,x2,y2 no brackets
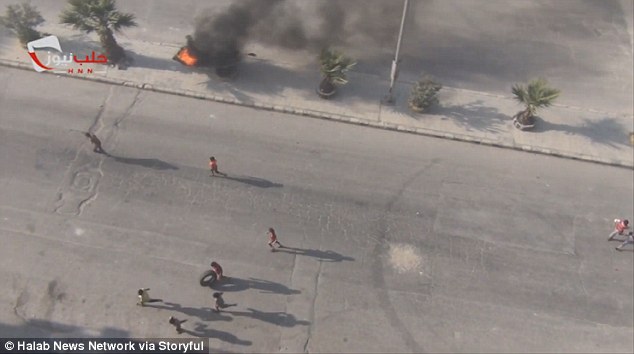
388,243,422,273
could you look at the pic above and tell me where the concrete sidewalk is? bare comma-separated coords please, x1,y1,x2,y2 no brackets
1,29,632,168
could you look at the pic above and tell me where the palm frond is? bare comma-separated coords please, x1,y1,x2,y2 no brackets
511,84,527,104
60,0,135,33
60,10,96,33
109,12,137,32
319,47,356,86
512,78,560,115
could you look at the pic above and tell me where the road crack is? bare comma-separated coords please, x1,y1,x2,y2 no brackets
303,258,322,353
371,160,439,353
114,89,142,129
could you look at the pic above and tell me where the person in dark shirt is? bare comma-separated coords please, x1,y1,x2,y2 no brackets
85,132,105,153
213,292,236,312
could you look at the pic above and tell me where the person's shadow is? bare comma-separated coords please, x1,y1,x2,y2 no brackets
210,277,301,295
274,247,355,262
182,322,252,346
609,233,634,252
223,308,310,327
142,301,232,322
219,174,282,188
107,154,179,170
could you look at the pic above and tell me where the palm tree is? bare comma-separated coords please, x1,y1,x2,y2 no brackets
317,47,356,98
512,78,560,127
60,0,137,66
0,2,45,48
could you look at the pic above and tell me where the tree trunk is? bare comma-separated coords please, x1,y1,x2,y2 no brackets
512,108,536,130
515,108,535,125
99,29,126,65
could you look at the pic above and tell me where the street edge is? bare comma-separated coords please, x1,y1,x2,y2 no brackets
2,59,632,170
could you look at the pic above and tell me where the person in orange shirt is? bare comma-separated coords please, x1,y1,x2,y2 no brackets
608,219,629,241
268,227,283,251
209,156,227,177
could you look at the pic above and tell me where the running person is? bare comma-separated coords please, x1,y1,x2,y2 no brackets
85,132,105,154
137,288,162,306
212,292,236,312
608,219,629,241
268,227,283,251
209,156,227,177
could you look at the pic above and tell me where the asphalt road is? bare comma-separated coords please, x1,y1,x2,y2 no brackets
0,67,633,353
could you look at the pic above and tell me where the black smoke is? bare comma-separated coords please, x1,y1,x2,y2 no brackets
190,0,408,70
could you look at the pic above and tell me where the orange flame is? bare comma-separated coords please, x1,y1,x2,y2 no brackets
176,47,198,66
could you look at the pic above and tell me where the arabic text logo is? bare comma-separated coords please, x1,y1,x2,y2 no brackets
27,35,60,72
26,35,108,74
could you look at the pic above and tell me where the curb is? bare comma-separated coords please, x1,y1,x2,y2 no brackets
2,58,632,169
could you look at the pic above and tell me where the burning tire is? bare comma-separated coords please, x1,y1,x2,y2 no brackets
174,46,199,67
173,35,241,80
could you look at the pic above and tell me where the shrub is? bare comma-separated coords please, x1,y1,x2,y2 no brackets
409,75,442,112
0,2,45,48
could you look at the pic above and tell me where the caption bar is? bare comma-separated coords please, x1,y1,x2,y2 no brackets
1,338,207,354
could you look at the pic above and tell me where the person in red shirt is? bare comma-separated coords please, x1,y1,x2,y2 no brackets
209,156,226,177
608,219,629,241
268,227,283,251
210,261,224,280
